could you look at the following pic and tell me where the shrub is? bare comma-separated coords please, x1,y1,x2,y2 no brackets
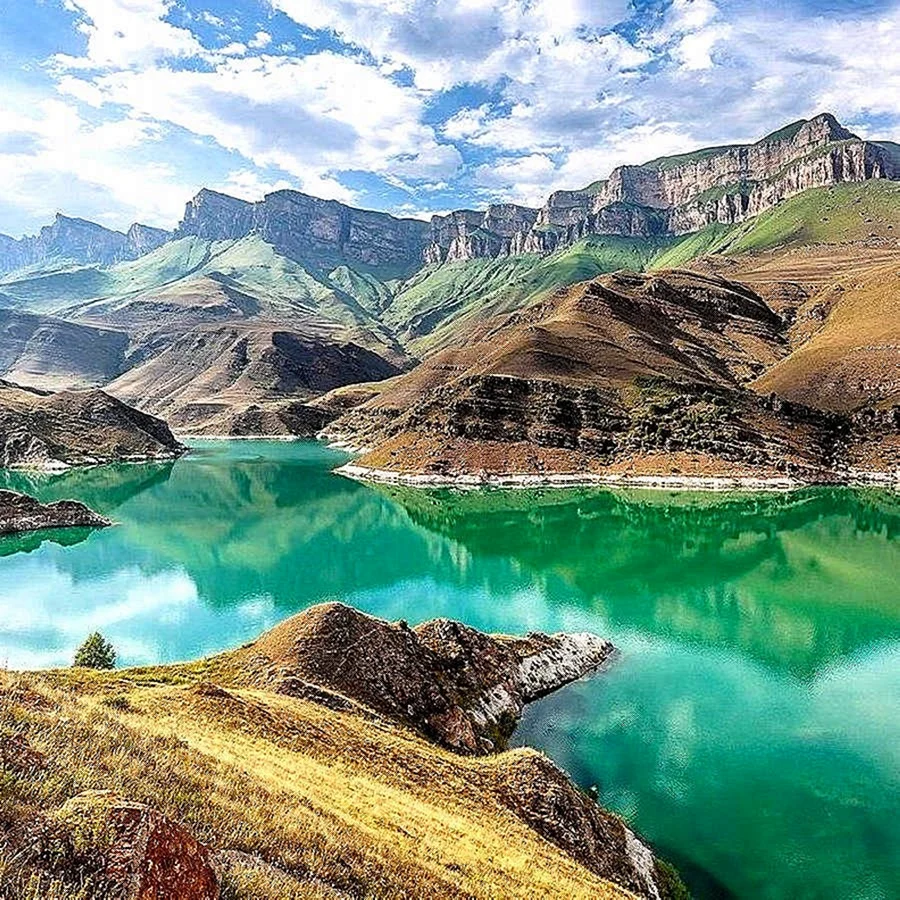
73,634,117,671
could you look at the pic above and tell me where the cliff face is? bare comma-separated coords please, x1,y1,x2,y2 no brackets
0,215,171,275
176,188,430,273
427,113,900,261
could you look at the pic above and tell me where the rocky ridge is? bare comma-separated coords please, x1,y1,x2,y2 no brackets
243,601,614,754
175,188,430,274
0,214,169,274
0,379,185,469
425,114,900,261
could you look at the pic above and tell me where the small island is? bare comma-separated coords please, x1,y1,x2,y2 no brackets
0,489,111,536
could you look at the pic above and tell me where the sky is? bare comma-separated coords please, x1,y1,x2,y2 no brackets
0,0,898,237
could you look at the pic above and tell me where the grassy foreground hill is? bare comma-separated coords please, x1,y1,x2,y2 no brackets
0,605,686,900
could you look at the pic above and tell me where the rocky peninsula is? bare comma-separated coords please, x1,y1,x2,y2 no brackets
0,380,185,470
0,603,684,900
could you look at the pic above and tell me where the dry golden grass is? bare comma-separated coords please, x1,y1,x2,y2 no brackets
0,668,633,900
749,258,900,412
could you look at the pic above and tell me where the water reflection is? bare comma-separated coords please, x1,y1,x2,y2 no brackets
1,445,898,679
379,484,900,678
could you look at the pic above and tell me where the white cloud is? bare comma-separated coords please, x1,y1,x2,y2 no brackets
248,31,272,50
0,90,195,231
57,0,205,69
219,42,248,57
272,0,634,91
59,51,461,198
199,11,225,28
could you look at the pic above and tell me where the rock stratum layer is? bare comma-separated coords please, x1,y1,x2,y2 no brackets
0,604,684,900
0,380,185,469
425,114,900,261
0,489,110,536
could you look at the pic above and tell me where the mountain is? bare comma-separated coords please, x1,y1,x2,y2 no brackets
0,380,184,469
324,269,866,483
106,323,401,435
0,214,169,274
0,112,897,447
0,309,129,391
426,113,900,261
176,187,430,277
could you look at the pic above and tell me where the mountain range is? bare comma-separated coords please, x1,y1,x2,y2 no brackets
0,112,898,479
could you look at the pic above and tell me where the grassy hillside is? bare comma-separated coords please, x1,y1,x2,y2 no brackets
384,236,677,354
667,180,900,260
0,654,637,899
752,257,900,412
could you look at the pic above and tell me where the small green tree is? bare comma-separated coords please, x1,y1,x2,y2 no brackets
73,632,117,670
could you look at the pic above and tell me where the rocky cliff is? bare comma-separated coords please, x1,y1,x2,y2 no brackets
426,113,900,261
176,187,430,274
0,215,170,274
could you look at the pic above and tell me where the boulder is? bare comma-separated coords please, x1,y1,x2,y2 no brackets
50,790,219,900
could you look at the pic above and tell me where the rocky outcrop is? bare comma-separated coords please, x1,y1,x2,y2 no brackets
38,790,219,900
244,602,614,754
0,379,185,469
427,113,900,261
0,489,111,536
0,215,172,275
495,752,671,900
176,188,430,274
425,205,539,263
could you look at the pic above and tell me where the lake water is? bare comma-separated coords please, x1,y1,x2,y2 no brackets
1,440,898,899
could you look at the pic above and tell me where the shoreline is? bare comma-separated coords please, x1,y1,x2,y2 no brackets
177,433,305,442
335,462,900,492
0,451,184,475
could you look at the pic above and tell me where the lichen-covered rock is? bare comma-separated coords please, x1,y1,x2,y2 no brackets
245,602,613,754
46,790,219,900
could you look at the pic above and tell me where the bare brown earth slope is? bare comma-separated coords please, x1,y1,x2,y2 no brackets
693,243,900,472
106,323,401,436
0,604,686,900
325,269,869,482
0,380,185,469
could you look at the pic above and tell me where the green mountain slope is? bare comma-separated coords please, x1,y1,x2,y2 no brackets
652,180,900,268
383,235,677,354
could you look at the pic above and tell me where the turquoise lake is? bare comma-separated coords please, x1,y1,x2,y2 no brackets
1,440,898,899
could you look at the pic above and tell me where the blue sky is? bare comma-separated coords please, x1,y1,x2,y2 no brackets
1,0,898,236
